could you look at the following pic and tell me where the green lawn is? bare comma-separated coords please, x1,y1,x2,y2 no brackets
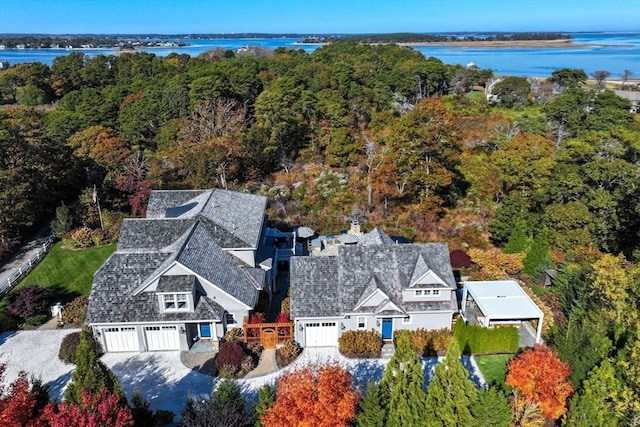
475,354,515,386
12,242,115,302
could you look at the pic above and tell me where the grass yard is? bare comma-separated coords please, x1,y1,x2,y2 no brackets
475,354,514,386
11,242,115,302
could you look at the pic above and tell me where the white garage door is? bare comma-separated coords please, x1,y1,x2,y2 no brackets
103,326,138,352
144,325,180,351
305,322,338,347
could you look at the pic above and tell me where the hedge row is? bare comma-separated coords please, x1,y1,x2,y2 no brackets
338,330,382,358
393,328,453,356
453,318,519,354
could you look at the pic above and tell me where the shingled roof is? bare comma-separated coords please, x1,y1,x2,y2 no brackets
145,189,267,248
290,243,456,318
86,188,267,324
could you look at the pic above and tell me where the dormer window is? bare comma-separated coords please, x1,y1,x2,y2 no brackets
414,289,441,297
162,293,190,311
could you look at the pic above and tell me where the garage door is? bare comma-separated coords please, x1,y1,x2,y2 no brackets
144,325,180,351
305,322,338,347
103,326,138,352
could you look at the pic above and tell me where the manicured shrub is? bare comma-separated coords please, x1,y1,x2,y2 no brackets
393,328,454,356
248,313,266,323
59,331,103,364
338,330,382,358
0,308,17,333
454,318,519,354
223,327,243,342
7,285,53,320
274,313,289,323
280,296,290,314
215,341,246,376
61,296,89,325
276,340,301,367
24,314,47,326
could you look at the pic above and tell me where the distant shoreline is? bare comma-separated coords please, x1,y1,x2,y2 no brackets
295,39,602,49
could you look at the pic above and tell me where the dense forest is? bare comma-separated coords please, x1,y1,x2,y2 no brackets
0,43,638,424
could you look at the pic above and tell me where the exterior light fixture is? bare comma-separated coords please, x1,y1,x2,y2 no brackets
340,323,346,330
180,326,186,334
298,323,304,331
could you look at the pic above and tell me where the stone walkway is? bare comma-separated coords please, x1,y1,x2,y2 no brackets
180,347,279,379
244,348,278,379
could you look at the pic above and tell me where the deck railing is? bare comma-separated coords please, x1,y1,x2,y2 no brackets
0,235,55,296
243,317,294,345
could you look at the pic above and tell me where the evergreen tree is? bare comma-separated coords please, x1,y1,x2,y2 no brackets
64,331,123,404
503,218,530,254
254,384,275,427
130,390,155,427
424,340,477,426
379,331,426,427
182,378,252,427
355,382,386,427
565,359,622,427
470,386,511,427
51,202,73,238
522,227,551,277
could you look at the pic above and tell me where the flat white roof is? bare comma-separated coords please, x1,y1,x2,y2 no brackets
465,280,543,320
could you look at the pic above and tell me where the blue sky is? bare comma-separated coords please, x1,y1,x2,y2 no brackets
1,0,638,34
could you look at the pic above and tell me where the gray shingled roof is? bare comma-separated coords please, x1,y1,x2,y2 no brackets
290,256,341,318
290,243,456,318
87,188,267,325
144,189,267,248
358,227,395,246
176,221,263,307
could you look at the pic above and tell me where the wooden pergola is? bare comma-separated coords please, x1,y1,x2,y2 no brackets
243,317,294,349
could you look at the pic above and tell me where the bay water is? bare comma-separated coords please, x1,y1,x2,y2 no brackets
1,32,638,78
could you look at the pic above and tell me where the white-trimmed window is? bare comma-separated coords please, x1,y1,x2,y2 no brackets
163,293,190,311
357,316,366,329
225,313,236,324
402,316,412,324
414,290,423,297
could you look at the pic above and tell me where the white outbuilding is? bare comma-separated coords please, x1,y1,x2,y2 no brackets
462,280,544,344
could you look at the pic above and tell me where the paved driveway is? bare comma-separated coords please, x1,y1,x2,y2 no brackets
0,330,485,421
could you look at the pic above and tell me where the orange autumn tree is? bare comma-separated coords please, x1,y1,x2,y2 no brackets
262,363,359,427
506,345,573,423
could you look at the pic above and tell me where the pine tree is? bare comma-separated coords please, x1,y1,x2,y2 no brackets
379,331,426,427
182,378,251,427
503,217,530,254
51,202,73,238
355,382,386,427
470,386,511,427
565,360,623,427
522,227,551,277
424,340,477,426
254,384,275,427
64,331,123,404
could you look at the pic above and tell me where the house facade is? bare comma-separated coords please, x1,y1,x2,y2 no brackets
290,228,457,347
85,189,269,352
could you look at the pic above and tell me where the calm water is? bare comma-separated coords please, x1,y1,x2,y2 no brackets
1,33,639,78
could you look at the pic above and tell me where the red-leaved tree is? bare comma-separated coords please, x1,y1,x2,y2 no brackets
0,365,48,426
262,363,359,427
42,387,134,427
506,344,573,422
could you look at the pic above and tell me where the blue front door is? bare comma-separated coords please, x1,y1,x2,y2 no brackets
200,323,211,338
381,318,393,340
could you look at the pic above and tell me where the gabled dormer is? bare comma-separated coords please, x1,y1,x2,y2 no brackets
353,276,387,310
403,254,450,301
156,275,196,313
352,275,405,315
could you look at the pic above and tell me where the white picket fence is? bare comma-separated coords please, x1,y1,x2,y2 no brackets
0,235,55,295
